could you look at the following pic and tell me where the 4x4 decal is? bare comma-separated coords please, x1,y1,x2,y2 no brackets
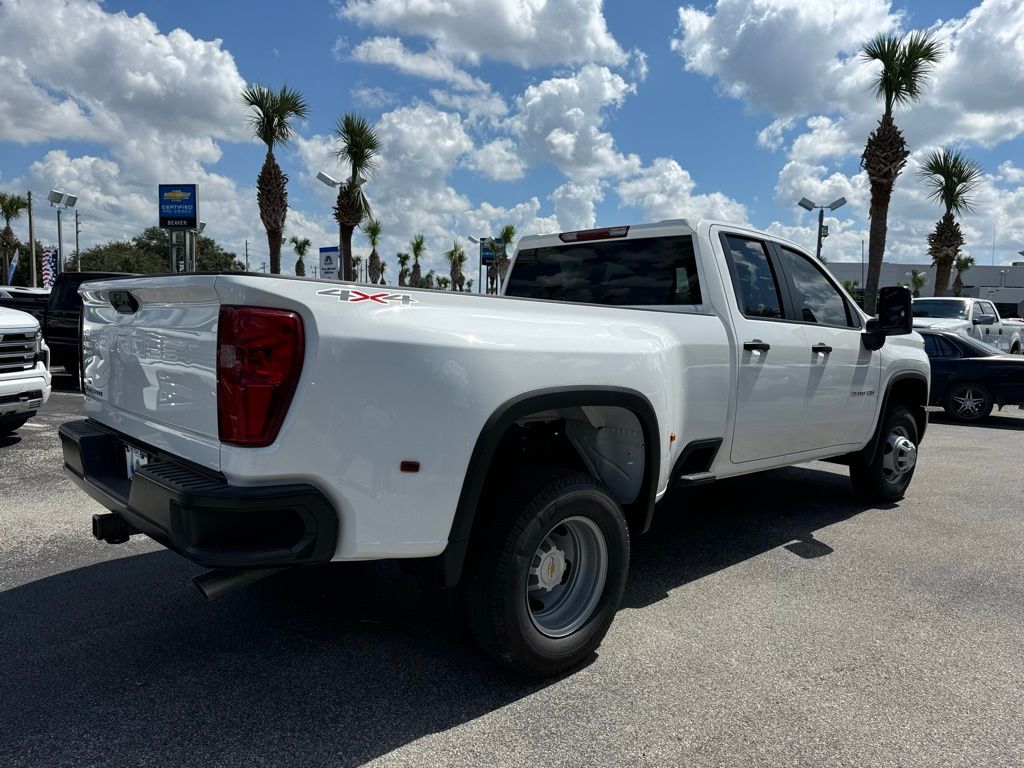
316,288,418,306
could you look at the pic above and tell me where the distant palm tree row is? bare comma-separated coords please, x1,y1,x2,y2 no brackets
239,30,976,305
241,86,512,290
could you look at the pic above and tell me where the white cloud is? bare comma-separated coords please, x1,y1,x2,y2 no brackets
551,181,605,230
615,157,749,224
510,64,641,181
998,161,1024,184
338,0,627,68
757,118,795,151
351,36,490,92
469,139,527,181
0,0,248,145
671,0,898,118
430,89,509,121
351,86,399,108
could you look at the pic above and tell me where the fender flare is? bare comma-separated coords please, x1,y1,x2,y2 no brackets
430,386,661,587
862,371,929,464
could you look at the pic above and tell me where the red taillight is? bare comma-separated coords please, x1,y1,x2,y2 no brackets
558,226,629,242
217,306,304,447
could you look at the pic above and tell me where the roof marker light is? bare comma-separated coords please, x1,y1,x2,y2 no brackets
559,226,629,243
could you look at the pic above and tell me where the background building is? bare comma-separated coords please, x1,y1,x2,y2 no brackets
828,261,1024,317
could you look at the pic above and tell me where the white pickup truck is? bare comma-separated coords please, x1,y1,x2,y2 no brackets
60,219,929,676
0,305,51,433
912,297,1024,354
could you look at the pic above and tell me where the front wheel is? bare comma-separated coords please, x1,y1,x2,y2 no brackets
850,405,919,502
462,471,630,677
944,382,993,422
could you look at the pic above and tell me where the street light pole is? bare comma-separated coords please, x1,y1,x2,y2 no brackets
27,190,37,287
797,196,847,262
48,190,78,276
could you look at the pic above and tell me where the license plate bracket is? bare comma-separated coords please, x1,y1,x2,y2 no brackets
124,444,153,479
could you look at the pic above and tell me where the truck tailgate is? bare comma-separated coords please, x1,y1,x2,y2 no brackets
80,276,222,470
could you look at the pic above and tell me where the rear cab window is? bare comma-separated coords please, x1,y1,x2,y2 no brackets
504,235,702,307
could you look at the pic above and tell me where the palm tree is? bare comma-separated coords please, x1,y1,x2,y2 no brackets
859,30,943,314
444,241,467,291
396,252,410,286
332,114,380,282
240,84,309,274
409,234,426,287
379,260,387,285
952,252,975,297
466,278,474,293
363,218,383,284
0,191,29,280
917,147,982,297
437,276,451,290
490,224,517,293
352,254,363,282
904,268,928,298
842,279,860,293
289,235,311,277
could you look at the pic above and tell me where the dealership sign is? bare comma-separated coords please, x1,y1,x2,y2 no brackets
159,184,198,229
319,246,340,280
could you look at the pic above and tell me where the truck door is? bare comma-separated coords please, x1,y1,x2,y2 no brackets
978,300,1005,350
770,245,880,450
716,231,821,462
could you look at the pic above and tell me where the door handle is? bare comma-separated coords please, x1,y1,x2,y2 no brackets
811,344,833,354
743,340,771,352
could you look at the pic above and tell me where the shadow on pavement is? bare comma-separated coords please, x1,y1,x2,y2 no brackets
0,464,882,767
927,411,1024,431
625,464,888,609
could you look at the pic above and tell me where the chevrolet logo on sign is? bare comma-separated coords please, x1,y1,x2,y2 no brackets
163,190,191,202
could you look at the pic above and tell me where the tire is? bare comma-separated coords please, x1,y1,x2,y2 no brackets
462,470,630,677
850,405,919,502
0,415,31,434
943,382,993,422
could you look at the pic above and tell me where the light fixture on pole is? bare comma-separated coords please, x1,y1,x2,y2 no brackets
797,196,846,263
48,189,78,275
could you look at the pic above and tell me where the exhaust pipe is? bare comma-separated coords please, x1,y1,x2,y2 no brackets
193,567,285,601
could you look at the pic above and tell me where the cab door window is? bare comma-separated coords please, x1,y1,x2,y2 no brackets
721,234,783,319
774,247,856,328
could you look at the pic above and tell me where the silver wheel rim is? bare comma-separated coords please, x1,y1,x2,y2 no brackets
526,516,608,638
881,425,917,486
952,387,985,418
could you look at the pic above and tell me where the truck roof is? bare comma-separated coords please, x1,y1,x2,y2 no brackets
515,219,809,255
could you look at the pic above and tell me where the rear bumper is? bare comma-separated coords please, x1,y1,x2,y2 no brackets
58,419,338,569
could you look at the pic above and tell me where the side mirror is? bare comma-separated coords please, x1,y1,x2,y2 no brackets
863,285,913,350
973,314,996,326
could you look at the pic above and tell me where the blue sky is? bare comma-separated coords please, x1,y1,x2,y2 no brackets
1,0,1022,277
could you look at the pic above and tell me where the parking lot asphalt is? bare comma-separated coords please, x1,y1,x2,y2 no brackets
1,378,1022,768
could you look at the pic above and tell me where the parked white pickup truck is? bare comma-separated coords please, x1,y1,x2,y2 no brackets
0,306,51,433
60,219,929,676
912,297,1024,354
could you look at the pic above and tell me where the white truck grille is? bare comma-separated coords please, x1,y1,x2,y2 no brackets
0,332,37,373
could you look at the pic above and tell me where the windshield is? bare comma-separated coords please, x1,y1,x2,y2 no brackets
912,299,969,319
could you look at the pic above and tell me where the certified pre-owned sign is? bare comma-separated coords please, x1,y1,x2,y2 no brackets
159,184,198,229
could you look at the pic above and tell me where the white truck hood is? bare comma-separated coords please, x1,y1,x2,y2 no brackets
0,305,40,330
912,317,967,330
